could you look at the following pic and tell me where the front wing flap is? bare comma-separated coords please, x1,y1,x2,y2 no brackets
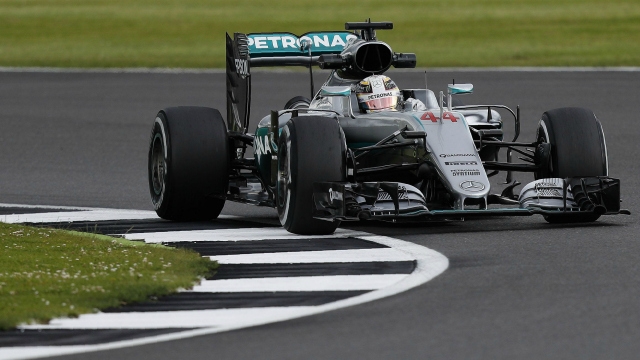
312,181,430,221
519,176,624,215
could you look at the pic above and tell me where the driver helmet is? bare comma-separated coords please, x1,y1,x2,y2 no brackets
355,75,401,113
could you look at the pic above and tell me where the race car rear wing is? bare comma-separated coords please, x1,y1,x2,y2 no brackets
225,31,357,133
225,22,415,134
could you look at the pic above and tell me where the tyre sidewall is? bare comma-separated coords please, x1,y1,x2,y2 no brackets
536,107,608,223
277,117,345,235
537,107,607,179
148,107,228,221
149,113,172,215
536,113,556,179
284,96,311,110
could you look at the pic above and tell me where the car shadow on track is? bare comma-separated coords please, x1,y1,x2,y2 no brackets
340,216,623,237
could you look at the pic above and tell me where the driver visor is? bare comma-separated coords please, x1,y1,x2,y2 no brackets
361,97,398,111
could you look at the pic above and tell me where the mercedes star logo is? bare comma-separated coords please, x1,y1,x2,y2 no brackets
459,180,485,192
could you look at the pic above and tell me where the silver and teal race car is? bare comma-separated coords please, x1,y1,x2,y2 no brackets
148,21,629,235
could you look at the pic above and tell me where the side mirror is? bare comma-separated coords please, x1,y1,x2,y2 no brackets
401,130,426,139
318,54,345,69
393,53,417,69
447,83,473,95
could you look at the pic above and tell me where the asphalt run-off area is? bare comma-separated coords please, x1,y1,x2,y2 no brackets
0,69,638,360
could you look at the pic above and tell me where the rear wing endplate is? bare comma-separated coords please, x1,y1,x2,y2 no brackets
226,33,251,133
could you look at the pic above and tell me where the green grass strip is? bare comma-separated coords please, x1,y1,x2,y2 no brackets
0,222,216,330
0,0,639,68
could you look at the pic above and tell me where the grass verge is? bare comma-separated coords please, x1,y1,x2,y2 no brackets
0,0,639,68
0,222,216,330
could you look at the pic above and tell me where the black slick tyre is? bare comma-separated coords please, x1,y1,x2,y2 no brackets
148,106,228,221
535,107,608,223
277,116,345,235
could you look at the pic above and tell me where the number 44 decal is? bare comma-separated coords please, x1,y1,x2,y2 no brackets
420,111,458,123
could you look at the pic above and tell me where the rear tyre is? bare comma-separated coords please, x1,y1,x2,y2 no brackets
284,96,311,110
277,116,345,235
535,107,608,223
149,106,228,221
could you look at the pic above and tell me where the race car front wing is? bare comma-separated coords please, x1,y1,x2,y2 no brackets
312,177,629,222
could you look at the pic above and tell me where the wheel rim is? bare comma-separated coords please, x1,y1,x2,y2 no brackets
536,121,554,178
277,138,291,213
151,133,165,196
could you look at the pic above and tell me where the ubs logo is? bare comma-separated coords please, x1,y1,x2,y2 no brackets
459,180,485,192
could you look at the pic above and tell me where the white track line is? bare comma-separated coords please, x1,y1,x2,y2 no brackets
0,205,449,360
123,227,364,242
1,210,158,224
0,203,99,211
2,232,447,360
0,205,236,224
211,248,414,264
191,274,408,292
19,306,316,330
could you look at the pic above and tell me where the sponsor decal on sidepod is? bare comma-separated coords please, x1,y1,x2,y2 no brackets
254,135,271,157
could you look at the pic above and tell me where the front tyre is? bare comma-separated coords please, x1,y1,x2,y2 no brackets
149,107,228,221
535,107,608,223
277,116,346,235
284,96,311,110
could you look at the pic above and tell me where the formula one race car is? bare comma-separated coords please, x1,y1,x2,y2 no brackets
148,21,629,235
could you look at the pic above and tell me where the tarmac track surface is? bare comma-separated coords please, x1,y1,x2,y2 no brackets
0,69,639,359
